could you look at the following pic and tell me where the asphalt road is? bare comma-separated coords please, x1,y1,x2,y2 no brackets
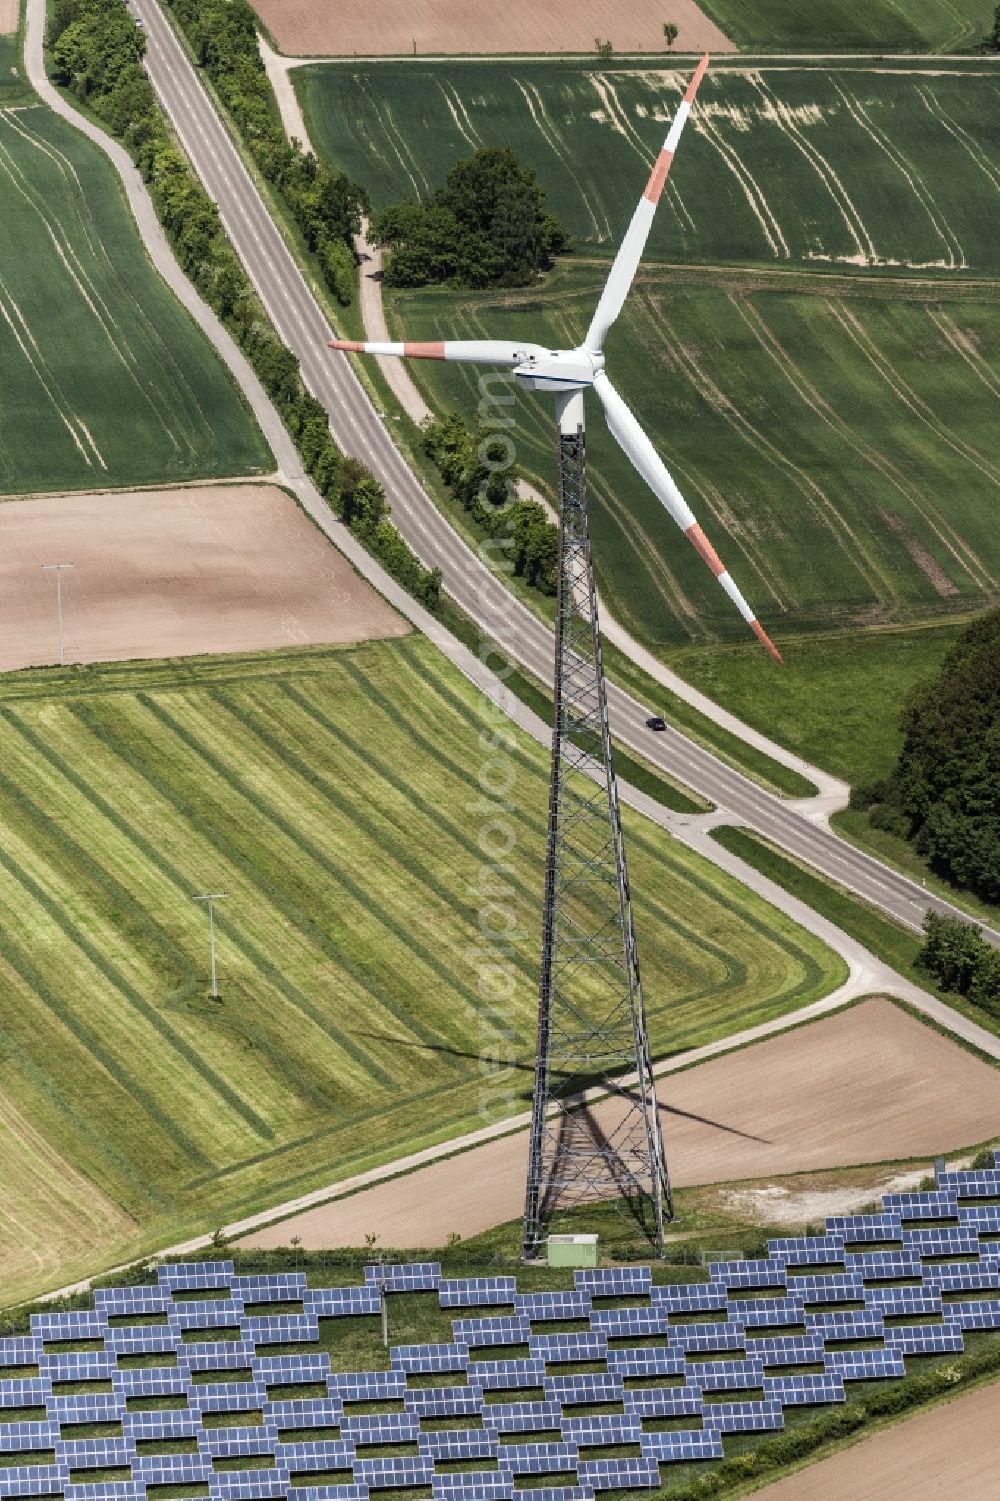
133,0,998,946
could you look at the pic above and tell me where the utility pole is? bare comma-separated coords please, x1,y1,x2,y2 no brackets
192,893,227,998
42,562,74,667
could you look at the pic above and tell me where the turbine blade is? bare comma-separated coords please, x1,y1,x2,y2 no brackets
328,338,545,365
593,372,782,663
585,54,709,352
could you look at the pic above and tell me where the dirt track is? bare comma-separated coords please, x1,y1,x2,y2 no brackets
250,0,734,59
240,998,1000,1249
755,1380,1000,1500
0,0,17,35
0,483,408,670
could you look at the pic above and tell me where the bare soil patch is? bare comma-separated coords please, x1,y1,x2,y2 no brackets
251,0,734,59
240,999,999,1248
753,1380,1000,1501
0,483,408,670
0,0,17,35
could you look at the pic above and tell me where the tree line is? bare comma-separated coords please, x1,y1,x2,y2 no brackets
918,912,1000,1018
48,0,439,610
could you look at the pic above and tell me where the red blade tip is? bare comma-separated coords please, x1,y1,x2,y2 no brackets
751,619,784,665
329,339,365,353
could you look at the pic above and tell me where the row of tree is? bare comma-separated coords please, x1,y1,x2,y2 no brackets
850,609,1000,904
49,0,439,610
165,0,366,305
918,912,1000,1018
372,148,568,289
423,412,559,594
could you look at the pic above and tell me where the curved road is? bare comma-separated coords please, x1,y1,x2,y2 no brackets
112,0,995,947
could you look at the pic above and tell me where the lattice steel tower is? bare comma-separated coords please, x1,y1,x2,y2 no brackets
521,391,672,1261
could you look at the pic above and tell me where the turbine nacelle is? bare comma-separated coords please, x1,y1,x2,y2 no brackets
513,347,605,393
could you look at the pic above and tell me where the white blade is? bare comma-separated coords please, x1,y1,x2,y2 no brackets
593,372,782,662
329,338,546,364
585,54,709,353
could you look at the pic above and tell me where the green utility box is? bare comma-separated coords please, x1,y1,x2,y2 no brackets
546,1233,599,1268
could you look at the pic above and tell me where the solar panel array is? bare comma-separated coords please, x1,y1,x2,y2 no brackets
4,1154,1000,1499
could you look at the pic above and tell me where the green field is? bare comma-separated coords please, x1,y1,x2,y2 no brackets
299,61,1000,274
0,638,844,1307
0,103,270,494
699,0,992,52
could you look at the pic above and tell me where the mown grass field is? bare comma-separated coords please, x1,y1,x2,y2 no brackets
383,263,1000,652
0,104,270,494
0,638,844,1307
299,61,1000,274
698,0,992,52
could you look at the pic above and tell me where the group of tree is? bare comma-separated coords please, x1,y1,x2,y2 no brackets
423,412,558,594
165,0,366,305
48,0,439,611
918,912,1000,1018
850,608,1000,903
371,148,568,289
594,23,679,60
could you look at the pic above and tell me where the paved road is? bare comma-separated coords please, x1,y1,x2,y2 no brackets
91,0,993,948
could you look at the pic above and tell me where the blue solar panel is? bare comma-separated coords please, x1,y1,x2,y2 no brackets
363,1263,441,1293
576,1456,659,1491
823,1349,905,1380
439,1278,518,1310
701,1399,784,1434
763,1374,845,1406
0,1464,68,1498
327,1371,405,1403
947,1301,1000,1331
304,1288,381,1319
768,1236,844,1267
230,1274,307,1302
751,1334,825,1368
48,1395,123,1426
515,1292,592,1322
131,1452,213,1484
573,1267,651,1297
431,1470,513,1501
883,1191,958,1220
884,1322,965,1355
514,1489,593,1501
103,1325,176,1357
688,1360,764,1393
93,1287,170,1317
0,1340,42,1368
64,1485,145,1501
181,1343,256,1373
0,1421,59,1452
904,1225,980,1256
649,1283,728,1315
418,1429,498,1461
785,1273,864,1306
277,1439,356,1472
863,1287,942,1318
31,1313,107,1343
804,1310,884,1342
708,1261,786,1291
340,1414,418,1445
264,1397,343,1429
958,1204,1000,1232
604,1345,685,1379
560,1414,641,1447
640,1429,724,1463
390,1342,469,1374
254,1353,330,1385
158,1261,234,1291
587,1306,670,1339
497,1441,578,1476
843,1249,922,1281
452,1318,530,1349
40,1353,115,1383
121,1410,200,1441
529,1332,607,1363
622,1384,703,1419
825,1214,902,1245
0,1380,51,1409
168,1300,244,1331
937,1169,1000,1198
56,1438,135,1470
109,1364,185,1399
197,1426,279,1458
480,1401,562,1436
291,1488,368,1501
352,1455,434,1489
467,1359,545,1392
920,1262,1000,1293
543,1373,622,1406
730,1298,805,1330
242,1315,319,1345
208,1466,291,1500
670,1322,745,1355
189,1381,266,1413
403,1385,483,1419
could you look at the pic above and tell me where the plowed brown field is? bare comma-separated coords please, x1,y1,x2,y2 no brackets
0,483,407,670
240,999,1000,1248
251,0,734,59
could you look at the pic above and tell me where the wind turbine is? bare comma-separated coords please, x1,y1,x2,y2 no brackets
329,55,782,1259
